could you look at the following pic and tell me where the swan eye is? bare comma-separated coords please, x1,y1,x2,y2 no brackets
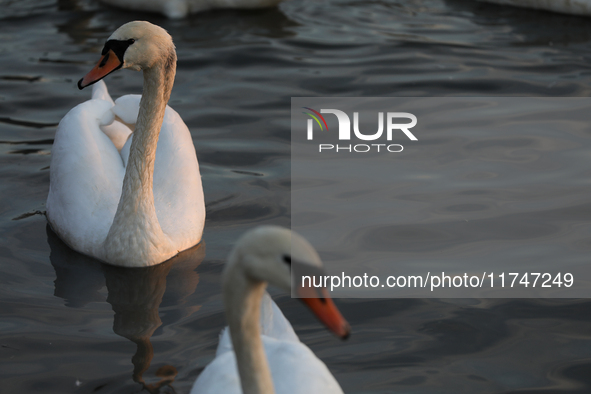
282,255,292,265
128,39,135,45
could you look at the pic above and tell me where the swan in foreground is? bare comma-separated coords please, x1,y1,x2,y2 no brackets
478,0,591,16
100,0,284,19
47,21,205,267
191,226,350,394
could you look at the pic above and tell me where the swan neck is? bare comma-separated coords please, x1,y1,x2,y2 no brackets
224,262,275,394
104,55,176,265
127,64,174,184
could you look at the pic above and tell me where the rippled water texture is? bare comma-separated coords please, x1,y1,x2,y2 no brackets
2,0,591,393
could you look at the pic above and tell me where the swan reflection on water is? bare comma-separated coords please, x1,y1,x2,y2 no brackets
47,224,205,393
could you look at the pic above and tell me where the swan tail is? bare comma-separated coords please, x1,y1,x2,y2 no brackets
260,292,299,343
91,80,115,105
215,328,233,357
91,86,133,152
112,94,142,125
89,87,137,152
213,294,299,358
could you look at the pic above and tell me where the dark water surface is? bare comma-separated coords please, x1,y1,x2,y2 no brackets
2,0,591,393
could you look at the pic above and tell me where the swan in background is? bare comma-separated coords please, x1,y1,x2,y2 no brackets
47,21,205,267
191,226,350,394
100,0,284,19
478,0,591,16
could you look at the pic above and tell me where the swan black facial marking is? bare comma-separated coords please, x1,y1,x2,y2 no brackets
101,39,135,62
282,255,292,265
291,259,326,280
290,257,330,303
99,52,110,68
316,289,327,304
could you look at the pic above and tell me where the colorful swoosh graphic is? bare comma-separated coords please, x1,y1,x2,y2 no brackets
302,107,328,131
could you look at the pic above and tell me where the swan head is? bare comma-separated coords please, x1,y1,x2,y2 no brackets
226,226,351,339
78,21,175,89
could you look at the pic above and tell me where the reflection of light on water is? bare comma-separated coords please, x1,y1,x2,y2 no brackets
48,224,205,392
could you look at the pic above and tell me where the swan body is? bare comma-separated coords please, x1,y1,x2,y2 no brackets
100,0,284,19
191,226,349,394
478,0,591,16
193,293,342,394
47,22,205,267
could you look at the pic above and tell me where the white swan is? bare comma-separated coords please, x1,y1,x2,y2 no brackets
100,0,284,19
477,0,591,16
191,226,350,394
46,21,205,267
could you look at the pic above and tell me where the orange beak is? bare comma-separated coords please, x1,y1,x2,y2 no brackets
78,49,123,90
299,286,351,340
